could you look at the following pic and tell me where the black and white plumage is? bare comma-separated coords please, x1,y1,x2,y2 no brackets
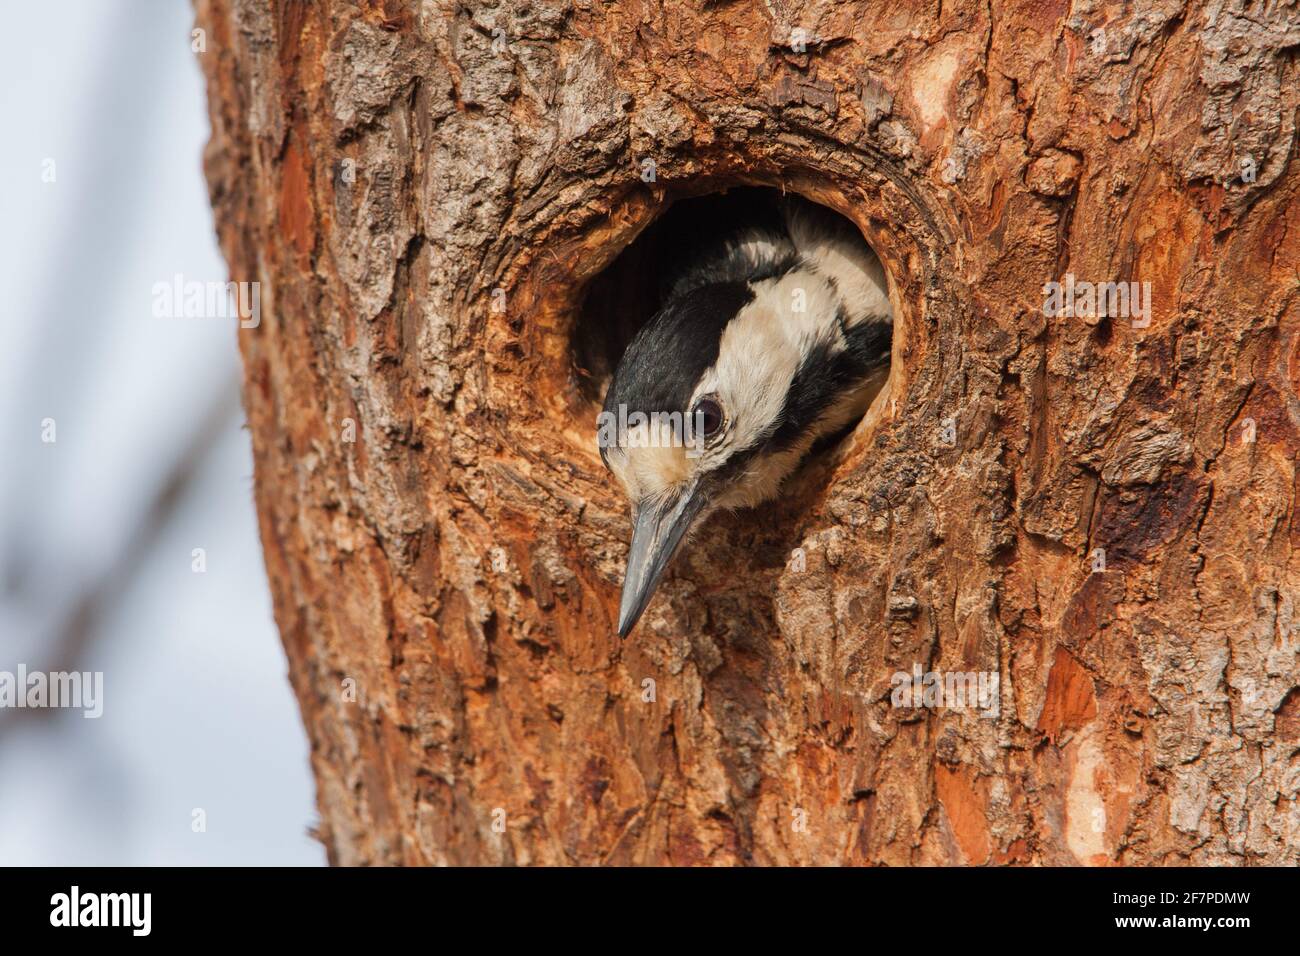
599,191,893,636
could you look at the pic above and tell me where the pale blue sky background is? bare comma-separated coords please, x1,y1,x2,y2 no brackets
0,2,322,865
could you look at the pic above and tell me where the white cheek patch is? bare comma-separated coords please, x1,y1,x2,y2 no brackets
699,273,840,460
762,272,845,349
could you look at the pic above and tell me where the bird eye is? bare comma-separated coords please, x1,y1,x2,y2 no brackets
692,395,725,440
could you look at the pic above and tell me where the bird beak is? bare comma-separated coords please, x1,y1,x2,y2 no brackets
618,482,709,637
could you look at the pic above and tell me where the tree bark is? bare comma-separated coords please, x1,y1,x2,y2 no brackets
196,0,1300,865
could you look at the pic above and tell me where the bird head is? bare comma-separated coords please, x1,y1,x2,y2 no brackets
597,204,891,635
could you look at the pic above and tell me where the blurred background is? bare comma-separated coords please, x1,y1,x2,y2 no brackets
0,2,322,864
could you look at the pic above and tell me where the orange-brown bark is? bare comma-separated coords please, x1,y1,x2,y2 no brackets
196,0,1300,864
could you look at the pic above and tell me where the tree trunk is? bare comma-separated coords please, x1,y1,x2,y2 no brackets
195,0,1300,865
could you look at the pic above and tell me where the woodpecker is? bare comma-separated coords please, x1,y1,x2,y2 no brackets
598,191,893,637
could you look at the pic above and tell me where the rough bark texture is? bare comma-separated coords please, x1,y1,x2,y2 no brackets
196,0,1300,865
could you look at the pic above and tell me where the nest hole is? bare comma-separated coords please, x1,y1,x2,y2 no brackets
572,186,894,461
